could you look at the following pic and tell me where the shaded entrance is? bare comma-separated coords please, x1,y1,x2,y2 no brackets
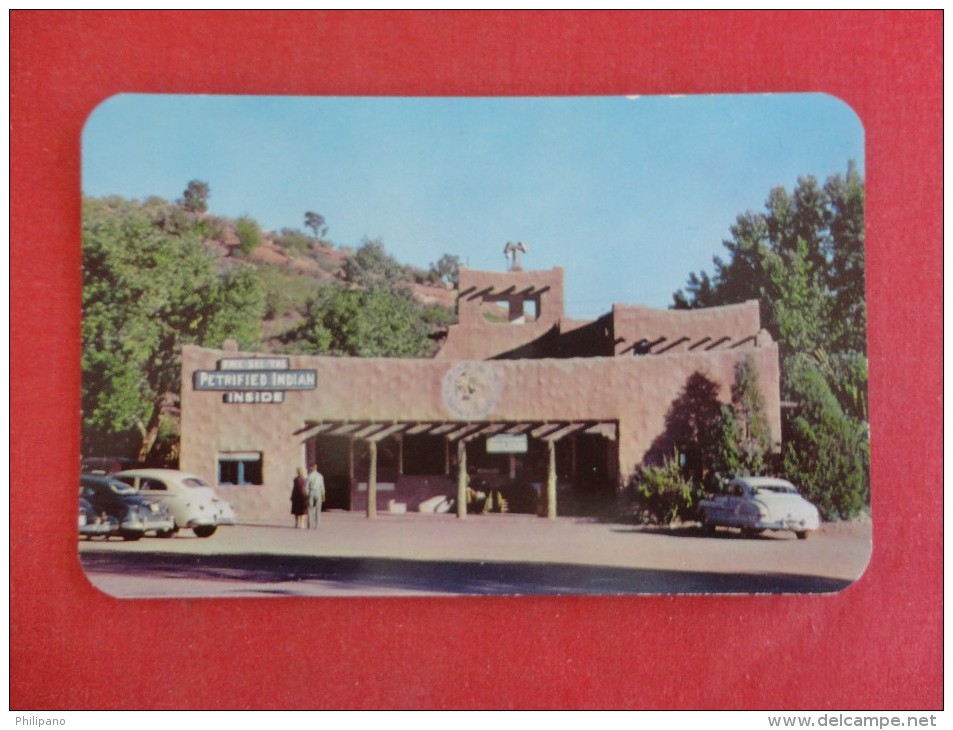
306,435,351,510
298,419,618,519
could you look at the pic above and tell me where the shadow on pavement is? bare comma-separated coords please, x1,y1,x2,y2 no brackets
79,550,851,596
610,525,791,540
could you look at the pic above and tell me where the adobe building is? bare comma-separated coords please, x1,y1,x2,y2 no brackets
179,264,780,521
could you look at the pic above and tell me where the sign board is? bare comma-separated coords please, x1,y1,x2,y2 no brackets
222,391,285,404
486,434,528,454
195,358,316,404
193,369,317,391
218,357,289,371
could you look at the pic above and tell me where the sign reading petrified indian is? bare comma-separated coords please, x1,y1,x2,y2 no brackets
193,357,317,404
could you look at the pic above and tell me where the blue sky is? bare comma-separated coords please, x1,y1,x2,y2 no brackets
82,94,863,317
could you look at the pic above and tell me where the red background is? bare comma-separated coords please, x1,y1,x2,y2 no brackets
10,11,942,709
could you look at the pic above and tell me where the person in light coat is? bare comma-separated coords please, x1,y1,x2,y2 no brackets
306,463,326,529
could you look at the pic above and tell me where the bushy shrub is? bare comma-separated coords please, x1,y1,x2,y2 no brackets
235,216,261,255
188,215,227,242
782,353,870,520
631,456,700,525
273,228,312,256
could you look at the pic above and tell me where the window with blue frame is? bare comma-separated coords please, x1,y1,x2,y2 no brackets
218,453,263,485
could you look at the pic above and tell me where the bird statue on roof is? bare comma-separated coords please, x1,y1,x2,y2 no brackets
503,241,527,271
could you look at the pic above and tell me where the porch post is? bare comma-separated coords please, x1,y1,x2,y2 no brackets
547,439,557,519
367,440,378,519
456,440,468,519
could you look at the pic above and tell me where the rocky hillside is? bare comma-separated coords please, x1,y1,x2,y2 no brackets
195,215,457,351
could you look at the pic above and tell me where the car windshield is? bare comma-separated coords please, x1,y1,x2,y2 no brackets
108,481,138,495
753,484,798,495
183,477,211,488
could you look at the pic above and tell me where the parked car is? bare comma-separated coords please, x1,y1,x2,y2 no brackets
79,474,176,541
699,476,820,539
78,497,117,539
113,468,237,538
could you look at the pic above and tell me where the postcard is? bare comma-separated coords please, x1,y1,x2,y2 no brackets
78,93,870,597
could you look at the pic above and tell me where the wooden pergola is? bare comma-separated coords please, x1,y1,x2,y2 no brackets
294,419,617,520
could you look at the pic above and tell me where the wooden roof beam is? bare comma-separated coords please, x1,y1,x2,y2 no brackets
445,423,486,441
654,336,690,354
326,423,364,436
367,423,410,442
404,422,438,435
584,422,618,440
705,336,732,351
429,423,461,436
504,422,536,435
530,422,564,438
295,422,338,440
352,423,389,440
465,286,496,302
541,422,591,442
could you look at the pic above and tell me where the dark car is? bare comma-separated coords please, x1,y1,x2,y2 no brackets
78,497,117,539
79,474,175,541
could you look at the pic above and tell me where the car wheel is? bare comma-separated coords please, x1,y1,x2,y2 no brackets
120,530,143,542
741,527,765,538
193,525,217,538
795,530,808,540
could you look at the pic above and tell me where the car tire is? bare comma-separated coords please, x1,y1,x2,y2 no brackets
193,525,217,538
795,530,808,540
120,530,143,542
741,527,765,538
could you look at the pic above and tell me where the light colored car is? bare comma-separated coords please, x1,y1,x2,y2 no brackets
114,468,237,538
699,476,820,539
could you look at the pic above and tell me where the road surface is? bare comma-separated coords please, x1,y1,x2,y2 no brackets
77,512,872,598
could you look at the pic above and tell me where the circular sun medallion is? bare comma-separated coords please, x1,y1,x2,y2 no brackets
441,362,503,420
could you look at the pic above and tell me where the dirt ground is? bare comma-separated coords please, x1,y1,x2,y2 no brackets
78,511,872,598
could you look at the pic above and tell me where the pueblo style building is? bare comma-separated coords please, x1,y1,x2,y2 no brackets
179,263,781,521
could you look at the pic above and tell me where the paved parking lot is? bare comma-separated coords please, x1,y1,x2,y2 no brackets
78,511,872,597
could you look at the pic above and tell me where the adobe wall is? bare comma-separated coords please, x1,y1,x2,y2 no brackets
437,267,565,360
612,300,763,355
180,341,780,521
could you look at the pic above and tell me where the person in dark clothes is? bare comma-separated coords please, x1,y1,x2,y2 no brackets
290,467,309,528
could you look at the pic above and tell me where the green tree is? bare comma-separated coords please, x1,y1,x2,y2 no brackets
824,162,867,353
715,357,773,479
782,354,870,520
291,284,436,358
428,253,461,286
82,196,265,462
672,165,869,519
658,372,725,490
342,237,410,292
673,167,864,359
304,211,328,240
181,180,210,213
